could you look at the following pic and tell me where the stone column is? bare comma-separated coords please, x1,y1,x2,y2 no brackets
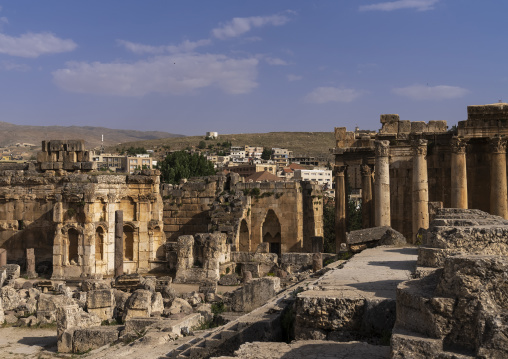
114,210,124,277
490,137,508,219
450,137,468,209
361,165,373,228
374,140,390,227
334,166,347,253
412,139,430,243
26,248,37,279
0,248,6,267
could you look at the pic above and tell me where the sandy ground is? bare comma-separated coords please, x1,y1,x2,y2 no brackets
0,326,59,359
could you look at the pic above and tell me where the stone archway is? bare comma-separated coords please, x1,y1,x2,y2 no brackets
239,219,250,252
262,209,282,256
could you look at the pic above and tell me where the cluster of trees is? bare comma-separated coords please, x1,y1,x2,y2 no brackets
158,151,215,184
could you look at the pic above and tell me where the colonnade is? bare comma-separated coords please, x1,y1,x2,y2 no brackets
335,135,508,249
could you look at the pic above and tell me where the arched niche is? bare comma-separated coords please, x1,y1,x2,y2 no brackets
68,228,80,265
262,209,282,256
95,226,105,261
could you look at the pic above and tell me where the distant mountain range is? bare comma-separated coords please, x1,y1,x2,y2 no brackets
0,122,184,149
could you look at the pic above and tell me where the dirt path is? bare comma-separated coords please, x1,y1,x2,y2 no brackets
0,327,59,358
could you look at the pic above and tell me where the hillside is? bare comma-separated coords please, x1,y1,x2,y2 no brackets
108,132,336,160
0,122,183,149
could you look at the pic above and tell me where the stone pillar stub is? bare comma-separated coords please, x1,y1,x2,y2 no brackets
312,253,323,272
26,248,37,279
489,137,508,219
311,236,323,253
243,270,252,284
115,210,124,277
412,139,429,243
334,166,347,253
374,140,390,227
0,248,6,267
361,164,373,228
450,137,468,209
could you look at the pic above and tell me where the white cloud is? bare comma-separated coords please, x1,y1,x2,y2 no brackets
0,32,76,58
53,53,259,96
117,39,211,55
264,57,288,66
392,84,469,100
0,61,30,71
287,74,302,81
359,0,439,12
212,13,291,39
304,87,362,104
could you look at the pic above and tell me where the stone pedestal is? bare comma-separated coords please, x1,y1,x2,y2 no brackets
26,248,37,279
114,210,124,277
312,253,322,272
451,137,468,209
334,166,347,253
490,137,508,219
361,165,373,228
374,141,390,227
0,249,6,267
412,139,429,243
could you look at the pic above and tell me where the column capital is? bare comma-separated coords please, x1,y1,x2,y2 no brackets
412,139,428,156
374,140,390,157
360,164,372,176
334,166,346,176
450,136,467,154
490,136,507,154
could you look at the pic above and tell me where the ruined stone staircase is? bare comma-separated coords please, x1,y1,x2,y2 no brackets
391,255,507,358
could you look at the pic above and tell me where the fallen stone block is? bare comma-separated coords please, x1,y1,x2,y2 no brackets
230,277,280,312
72,326,121,353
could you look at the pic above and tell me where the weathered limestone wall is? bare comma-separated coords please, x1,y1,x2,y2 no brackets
161,177,222,242
0,167,163,278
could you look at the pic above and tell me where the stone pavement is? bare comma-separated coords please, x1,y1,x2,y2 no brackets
309,246,418,300
214,340,390,359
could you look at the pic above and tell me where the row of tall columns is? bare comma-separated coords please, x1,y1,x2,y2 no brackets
412,140,429,242
489,137,508,219
374,140,391,227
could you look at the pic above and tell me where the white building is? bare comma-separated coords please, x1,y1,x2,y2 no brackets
293,169,333,190
206,131,218,139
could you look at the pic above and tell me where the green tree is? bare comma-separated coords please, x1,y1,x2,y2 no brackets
261,148,271,160
158,151,216,184
198,140,206,149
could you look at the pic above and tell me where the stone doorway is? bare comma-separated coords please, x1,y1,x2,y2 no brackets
262,210,282,257
68,228,79,265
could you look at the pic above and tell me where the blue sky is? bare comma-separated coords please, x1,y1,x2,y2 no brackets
0,0,507,136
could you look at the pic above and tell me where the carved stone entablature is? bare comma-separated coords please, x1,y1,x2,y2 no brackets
412,139,428,156
374,140,390,157
360,164,372,177
450,137,467,154
490,136,507,154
